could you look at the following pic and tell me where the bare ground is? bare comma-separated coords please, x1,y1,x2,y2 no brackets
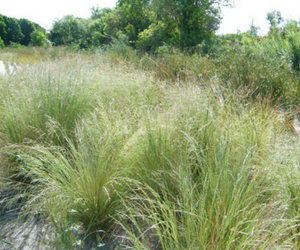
0,187,161,250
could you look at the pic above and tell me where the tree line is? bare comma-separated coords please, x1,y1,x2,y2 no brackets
49,0,229,50
0,14,47,48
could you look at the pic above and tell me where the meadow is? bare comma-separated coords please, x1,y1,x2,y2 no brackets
1,46,300,249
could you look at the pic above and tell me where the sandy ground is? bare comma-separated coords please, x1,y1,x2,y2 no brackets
0,187,161,250
0,188,47,250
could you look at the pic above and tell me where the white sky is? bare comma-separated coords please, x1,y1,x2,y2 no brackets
0,0,300,35
218,0,300,35
0,0,118,32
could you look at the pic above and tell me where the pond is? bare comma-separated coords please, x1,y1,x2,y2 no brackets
0,60,19,75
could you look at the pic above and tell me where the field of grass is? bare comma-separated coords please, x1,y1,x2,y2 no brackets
1,47,300,249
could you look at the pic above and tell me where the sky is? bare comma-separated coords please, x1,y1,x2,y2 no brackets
219,0,300,35
1,0,300,35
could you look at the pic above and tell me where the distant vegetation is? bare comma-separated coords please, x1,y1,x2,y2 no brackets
49,0,226,50
0,14,47,48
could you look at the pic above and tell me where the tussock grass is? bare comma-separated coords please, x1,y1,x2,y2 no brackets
1,48,300,249
0,54,97,146
117,83,289,249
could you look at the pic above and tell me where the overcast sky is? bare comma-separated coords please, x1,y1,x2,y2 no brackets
219,0,300,35
1,0,300,35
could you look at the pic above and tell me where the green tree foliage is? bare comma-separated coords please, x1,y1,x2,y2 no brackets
134,0,228,49
48,1,229,51
0,15,46,47
90,6,112,20
1,15,24,46
248,24,260,37
156,0,226,47
267,10,283,26
0,37,4,48
136,21,172,50
265,11,285,40
0,15,7,44
19,18,45,46
288,33,300,70
88,7,113,46
19,19,36,45
284,20,300,35
107,0,153,44
49,15,91,48
284,20,300,70
30,30,47,47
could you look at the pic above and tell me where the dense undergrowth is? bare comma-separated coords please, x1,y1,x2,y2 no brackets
1,46,300,249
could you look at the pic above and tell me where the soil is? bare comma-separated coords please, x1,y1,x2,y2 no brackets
0,187,161,250
0,187,48,250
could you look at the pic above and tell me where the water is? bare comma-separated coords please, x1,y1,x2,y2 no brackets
0,60,19,75
0,60,6,74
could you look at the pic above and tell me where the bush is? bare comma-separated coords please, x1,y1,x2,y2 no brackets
287,33,300,71
30,30,47,47
0,37,4,48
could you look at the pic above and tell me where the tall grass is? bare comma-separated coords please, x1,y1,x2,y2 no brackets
138,51,213,84
118,83,289,249
214,40,298,107
1,48,300,249
0,54,96,146
98,40,299,108
0,46,68,65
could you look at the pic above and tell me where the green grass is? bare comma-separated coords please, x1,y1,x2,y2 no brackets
117,83,288,249
0,53,96,146
0,47,300,249
0,46,68,65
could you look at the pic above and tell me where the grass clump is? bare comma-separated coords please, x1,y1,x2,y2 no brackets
0,54,95,146
118,84,287,249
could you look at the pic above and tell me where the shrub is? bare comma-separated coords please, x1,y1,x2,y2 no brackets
0,37,4,48
30,30,47,47
287,33,300,71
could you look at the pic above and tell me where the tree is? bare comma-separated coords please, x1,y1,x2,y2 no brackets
2,15,24,45
107,0,153,44
136,21,172,50
113,0,230,50
19,19,36,45
248,24,260,37
30,30,47,47
91,6,112,20
19,19,42,46
0,37,4,48
88,7,113,46
284,20,300,70
49,15,91,48
267,11,283,26
0,15,46,47
0,15,7,44
284,20,300,35
47,0,230,50
266,11,284,39
138,0,230,49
